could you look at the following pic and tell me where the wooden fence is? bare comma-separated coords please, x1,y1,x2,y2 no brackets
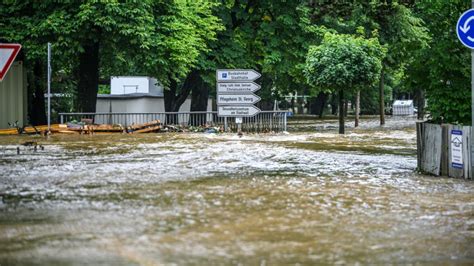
416,122,472,179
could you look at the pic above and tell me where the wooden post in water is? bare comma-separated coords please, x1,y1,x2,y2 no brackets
416,122,423,170
421,124,442,176
440,124,449,176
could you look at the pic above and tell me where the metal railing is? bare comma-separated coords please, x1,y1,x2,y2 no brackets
58,111,288,132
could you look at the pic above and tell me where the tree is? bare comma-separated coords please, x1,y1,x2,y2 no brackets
351,1,429,124
0,1,156,114
0,0,222,117
188,0,321,114
148,0,223,112
405,0,470,124
305,32,386,134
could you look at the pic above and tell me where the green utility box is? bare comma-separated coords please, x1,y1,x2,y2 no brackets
0,61,27,129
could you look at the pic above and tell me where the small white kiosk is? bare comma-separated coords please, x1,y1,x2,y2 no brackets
392,100,415,116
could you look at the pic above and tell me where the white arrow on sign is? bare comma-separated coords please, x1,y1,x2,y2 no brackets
460,16,474,34
0,44,21,82
460,15,474,41
217,93,261,105
217,82,261,93
217,69,261,82
218,105,261,117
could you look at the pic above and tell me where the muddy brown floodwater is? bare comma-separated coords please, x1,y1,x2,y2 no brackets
0,116,473,265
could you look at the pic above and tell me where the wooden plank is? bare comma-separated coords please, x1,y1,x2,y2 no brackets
85,125,124,133
448,125,464,178
57,130,80,134
422,123,442,175
440,124,449,176
416,122,423,170
0,129,18,135
133,125,161,133
469,126,472,179
22,127,42,134
463,126,471,179
129,120,161,130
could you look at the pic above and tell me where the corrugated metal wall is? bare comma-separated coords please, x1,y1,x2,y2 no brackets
0,61,27,129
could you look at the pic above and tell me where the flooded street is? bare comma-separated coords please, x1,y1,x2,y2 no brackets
0,117,473,264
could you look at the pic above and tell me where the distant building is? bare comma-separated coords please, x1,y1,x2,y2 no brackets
392,100,415,116
110,76,163,95
95,76,212,125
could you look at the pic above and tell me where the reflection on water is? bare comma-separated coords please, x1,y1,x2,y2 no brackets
0,117,473,264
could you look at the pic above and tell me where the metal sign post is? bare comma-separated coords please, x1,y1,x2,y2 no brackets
236,117,243,134
472,45,474,178
47,43,51,133
456,5,474,177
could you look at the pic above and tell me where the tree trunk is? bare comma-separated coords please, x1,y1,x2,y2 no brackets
164,70,199,112
190,75,208,112
29,60,47,126
298,97,305,114
330,93,338,115
311,92,327,118
338,89,345,134
164,78,178,112
319,93,327,118
379,65,385,125
344,100,348,117
417,88,424,120
355,90,360,128
291,95,296,114
190,72,209,126
76,41,100,113
163,70,200,125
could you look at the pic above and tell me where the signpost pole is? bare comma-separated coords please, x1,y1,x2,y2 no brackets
472,1,474,178
47,43,51,133
237,120,242,133
455,6,474,177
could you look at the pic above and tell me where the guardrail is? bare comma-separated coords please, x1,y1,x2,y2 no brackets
58,111,288,133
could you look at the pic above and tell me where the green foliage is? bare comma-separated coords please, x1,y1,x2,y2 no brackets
144,0,224,84
0,0,470,121
404,0,471,124
304,32,386,94
0,0,223,112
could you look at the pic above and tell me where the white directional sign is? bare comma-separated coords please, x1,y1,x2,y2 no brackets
217,93,261,105
217,69,261,82
218,106,261,117
451,130,463,169
216,68,261,118
217,82,261,93
0,44,21,82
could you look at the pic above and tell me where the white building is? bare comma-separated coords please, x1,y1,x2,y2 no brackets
95,76,212,125
110,76,163,95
